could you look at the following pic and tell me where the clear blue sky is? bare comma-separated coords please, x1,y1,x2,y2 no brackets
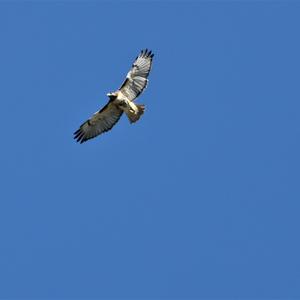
0,1,300,299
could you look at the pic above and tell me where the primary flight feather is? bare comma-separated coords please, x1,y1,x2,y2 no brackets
74,49,154,143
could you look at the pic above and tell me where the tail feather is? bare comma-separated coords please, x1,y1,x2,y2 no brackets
126,104,145,123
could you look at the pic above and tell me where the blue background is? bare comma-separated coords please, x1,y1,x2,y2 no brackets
0,1,300,299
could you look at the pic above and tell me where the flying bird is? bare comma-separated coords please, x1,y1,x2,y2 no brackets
74,49,154,143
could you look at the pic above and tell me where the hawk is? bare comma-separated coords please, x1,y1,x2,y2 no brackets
74,49,154,143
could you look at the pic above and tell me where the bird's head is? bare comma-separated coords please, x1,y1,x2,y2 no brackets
107,92,118,100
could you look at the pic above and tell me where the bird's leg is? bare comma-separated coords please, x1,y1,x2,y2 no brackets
127,101,138,114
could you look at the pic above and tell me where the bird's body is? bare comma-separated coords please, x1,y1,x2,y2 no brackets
74,49,154,143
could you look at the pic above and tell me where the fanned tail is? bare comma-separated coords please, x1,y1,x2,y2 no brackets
126,104,145,123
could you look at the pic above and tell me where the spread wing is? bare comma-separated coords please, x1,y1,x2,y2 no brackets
119,49,154,101
74,101,123,143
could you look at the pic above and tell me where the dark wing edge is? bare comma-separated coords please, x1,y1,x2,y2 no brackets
74,102,123,144
119,49,154,101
